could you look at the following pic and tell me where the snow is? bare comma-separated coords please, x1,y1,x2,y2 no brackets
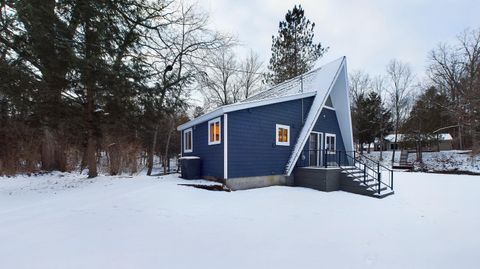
384,133,453,142
408,150,480,173
365,150,480,173
1,171,479,268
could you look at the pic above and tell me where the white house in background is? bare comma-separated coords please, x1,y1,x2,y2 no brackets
382,133,453,151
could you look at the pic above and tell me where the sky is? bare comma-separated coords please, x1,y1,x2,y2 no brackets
196,0,479,79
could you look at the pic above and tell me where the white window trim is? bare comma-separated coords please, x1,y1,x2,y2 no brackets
276,124,290,146
208,117,221,145
183,128,193,153
323,105,335,111
325,133,336,154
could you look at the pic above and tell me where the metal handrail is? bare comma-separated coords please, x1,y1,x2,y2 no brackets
299,149,394,193
356,152,393,172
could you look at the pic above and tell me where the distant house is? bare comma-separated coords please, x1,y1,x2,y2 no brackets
382,133,453,151
177,57,394,198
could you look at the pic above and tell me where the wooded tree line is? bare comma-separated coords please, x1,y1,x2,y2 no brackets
350,28,480,162
0,3,326,176
0,0,233,176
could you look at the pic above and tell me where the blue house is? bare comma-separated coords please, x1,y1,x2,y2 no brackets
178,57,394,198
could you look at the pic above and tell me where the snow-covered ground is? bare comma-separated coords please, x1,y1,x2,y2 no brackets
1,172,479,269
364,150,480,173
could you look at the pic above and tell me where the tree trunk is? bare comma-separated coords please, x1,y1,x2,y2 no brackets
458,123,463,150
147,124,159,176
86,91,97,178
379,134,384,161
84,15,98,178
391,119,399,165
163,117,175,175
41,128,56,171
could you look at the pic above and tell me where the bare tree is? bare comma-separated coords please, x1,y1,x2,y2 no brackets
428,43,466,149
428,27,480,152
458,28,480,153
386,59,414,165
372,75,387,160
198,46,240,107
239,50,264,99
349,70,371,150
143,1,230,176
349,70,371,104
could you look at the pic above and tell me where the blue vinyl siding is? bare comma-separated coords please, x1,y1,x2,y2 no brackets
179,97,347,179
297,108,346,167
227,97,313,178
312,108,346,152
182,117,224,179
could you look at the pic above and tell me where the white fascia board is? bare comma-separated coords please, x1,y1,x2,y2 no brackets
177,91,317,131
223,113,228,179
331,61,355,153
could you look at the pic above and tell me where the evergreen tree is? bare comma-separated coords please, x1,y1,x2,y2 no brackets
352,92,392,153
268,5,327,84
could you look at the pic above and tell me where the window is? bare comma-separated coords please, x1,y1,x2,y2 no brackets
324,95,334,109
208,118,221,145
184,128,193,153
276,124,290,146
325,133,336,154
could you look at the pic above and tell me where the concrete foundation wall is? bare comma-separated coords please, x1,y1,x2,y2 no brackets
225,175,293,191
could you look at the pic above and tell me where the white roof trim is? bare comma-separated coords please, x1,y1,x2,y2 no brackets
285,57,348,176
177,91,317,131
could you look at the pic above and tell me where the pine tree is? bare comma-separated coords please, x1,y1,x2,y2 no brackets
268,5,327,84
352,92,392,153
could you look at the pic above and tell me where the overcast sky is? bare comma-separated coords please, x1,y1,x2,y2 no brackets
197,0,479,78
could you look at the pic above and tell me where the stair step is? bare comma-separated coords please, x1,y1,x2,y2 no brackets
372,189,395,198
343,171,364,177
339,162,394,199
340,166,359,171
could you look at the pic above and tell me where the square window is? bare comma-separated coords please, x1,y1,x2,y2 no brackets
276,124,290,146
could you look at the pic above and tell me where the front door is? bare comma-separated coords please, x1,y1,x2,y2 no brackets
309,132,323,166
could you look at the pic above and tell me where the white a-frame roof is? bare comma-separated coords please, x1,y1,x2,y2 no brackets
284,56,354,175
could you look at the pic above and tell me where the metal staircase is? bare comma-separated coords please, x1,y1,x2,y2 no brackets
393,150,413,169
295,150,395,198
340,166,394,198
339,152,394,198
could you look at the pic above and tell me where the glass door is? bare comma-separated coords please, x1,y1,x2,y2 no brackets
309,132,323,166
309,133,318,166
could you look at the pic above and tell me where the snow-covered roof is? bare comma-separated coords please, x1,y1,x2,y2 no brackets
244,57,345,102
384,133,453,142
177,57,345,131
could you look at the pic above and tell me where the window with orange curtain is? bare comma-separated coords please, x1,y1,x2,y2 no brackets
208,117,221,145
276,124,290,146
